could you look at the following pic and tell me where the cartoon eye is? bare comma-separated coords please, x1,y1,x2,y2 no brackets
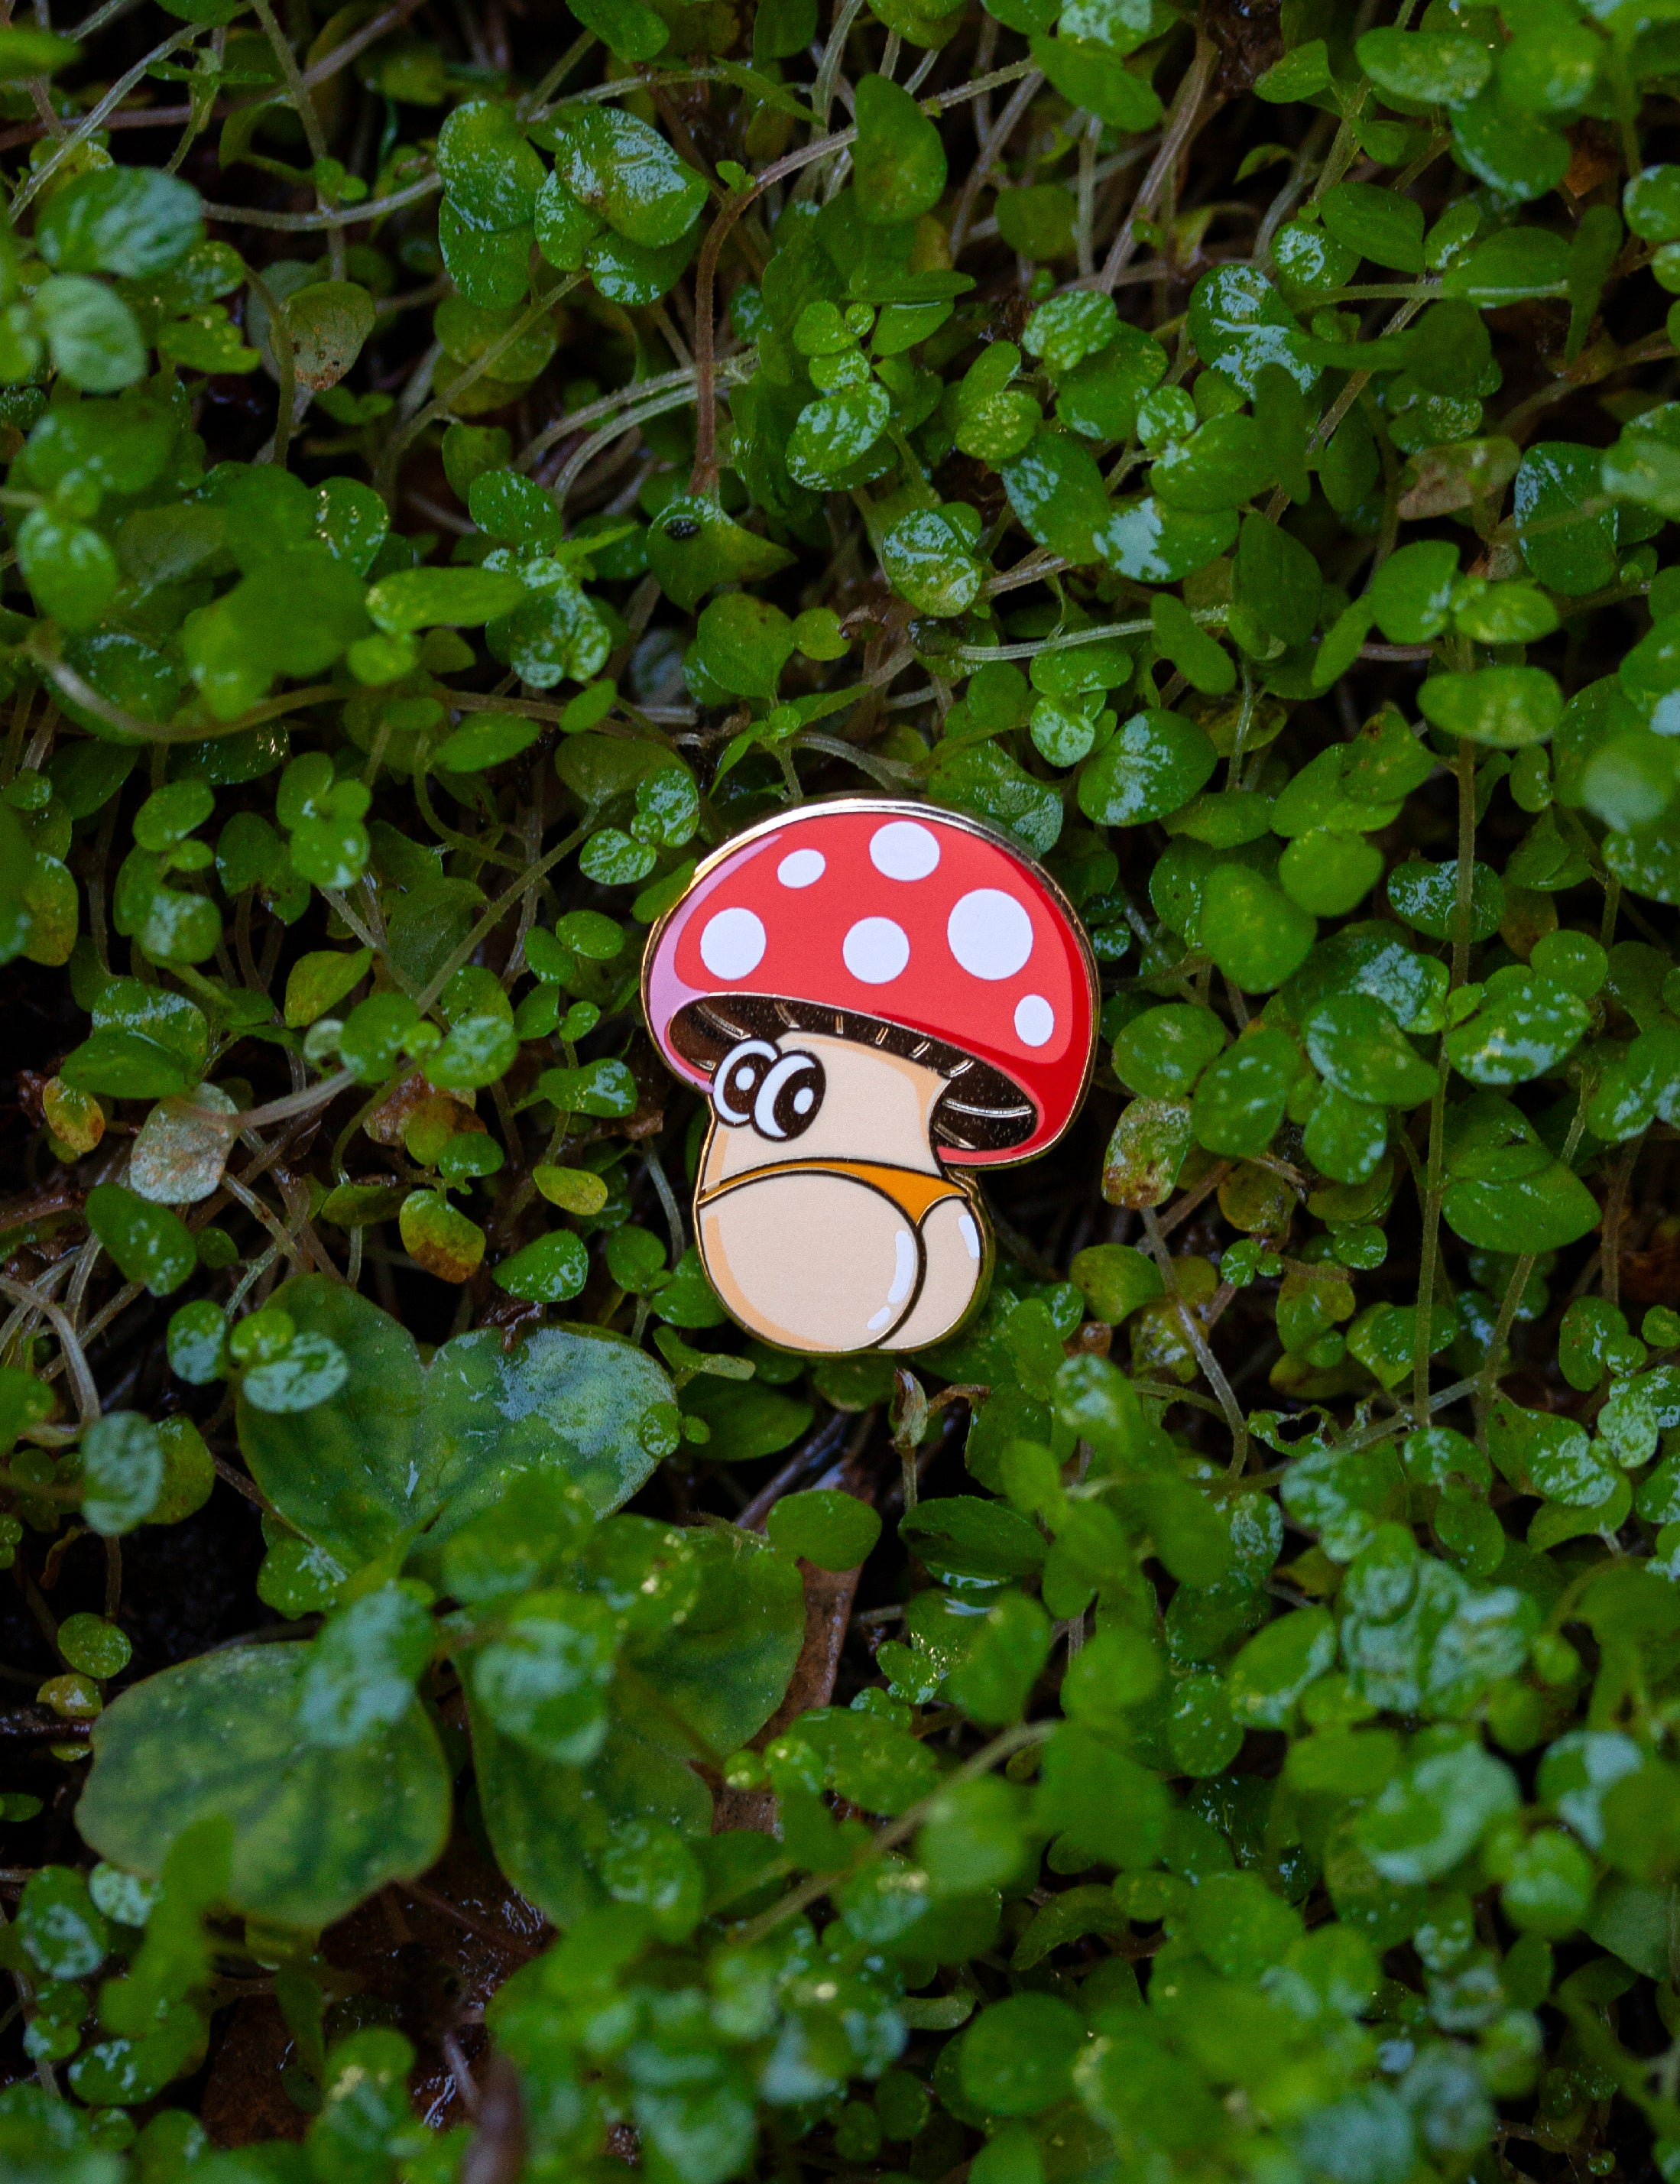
712,1039,779,1126
752,1051,825,1141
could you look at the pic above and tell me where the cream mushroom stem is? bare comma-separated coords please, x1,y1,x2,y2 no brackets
693,1031,988,1357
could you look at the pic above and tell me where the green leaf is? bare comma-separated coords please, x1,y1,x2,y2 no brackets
1001,429,1113,565
37,168,203,278
1603,401,1680,519
1200,866,1316,991
436,99,545,229
0,24,79,76
1098,495,1235,582
1387,858,1505,943
1188,265,1315,398
495,1230,589,1303
1442,1160,1600,1252
366,565,529,634
1055,320,1167,441
568,0,670,58
235,1277,673,1573
1191,1025,1301,1154
1229,1606,1338,1727
86,1183,195,1296
786,379,892,487
540,107,705,248
1357,25,1491,107
1022,289,1118,374
18,1867,107,1978
467,1524,801,1922
1029,34,1164,129
1303,995,1438,1107
695,590,798,699
1237,511,1321,647
1439,227,1570,307
437,200,534,310
1069,1241,1164,1323
900,1496,1046,1585
1442,969,1590,1086
1357,1736,1519,1885
854,75,947,223
1151,412,1272,511
1077,708,1216,827
1113,1002,1228,1098
995,183,1076,261
961,1992,1083,2115
80,1412,164,1534
296,1582,436,1748
1419,664,1564,748
34,275,148,391
472,1589,618,1764
60,979,207,1098
681,1377,813,1459
1255,38,1330,102
284,946,371,1029
647,495,796,613
929,739,1065,855
1321,183,1424,274
1368,539,1459,643
18,505,119,631
765,1489,882,1570
882,507,983,616
77,1642,450,1927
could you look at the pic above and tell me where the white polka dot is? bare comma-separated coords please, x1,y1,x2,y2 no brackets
778,849,825,888
1014,994,1055,1047
948,888,1033,981
870,820,940,881
699,906,766,980
843,916,910,984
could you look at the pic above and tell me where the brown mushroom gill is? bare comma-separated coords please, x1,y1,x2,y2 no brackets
668,995,1037,1156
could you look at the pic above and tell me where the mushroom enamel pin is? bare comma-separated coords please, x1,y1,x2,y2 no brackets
643,799,1099,1355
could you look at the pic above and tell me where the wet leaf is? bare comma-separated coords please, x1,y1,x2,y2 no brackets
235,1277,673,1572
77,1643,449,1927
128,1085,238,1206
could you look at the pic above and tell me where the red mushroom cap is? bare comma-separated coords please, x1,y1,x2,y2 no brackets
643,800,1098,1166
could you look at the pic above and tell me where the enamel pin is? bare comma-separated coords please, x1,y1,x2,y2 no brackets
643,799,1099,1356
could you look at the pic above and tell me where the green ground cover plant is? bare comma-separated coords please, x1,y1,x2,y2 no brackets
0,0,1679,2176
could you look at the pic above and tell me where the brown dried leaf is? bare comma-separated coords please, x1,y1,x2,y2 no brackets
1396,436,1519,520
286,280,377,392
400,1189,485,1283
42,1076,103,1156
1102,1098,1192,1209
128,1085,238,1206
364,1074,476,1147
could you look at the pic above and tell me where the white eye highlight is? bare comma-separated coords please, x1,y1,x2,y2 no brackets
712,1038,779,1125
752,1052,824,1140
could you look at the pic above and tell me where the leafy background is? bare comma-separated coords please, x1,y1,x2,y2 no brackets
0,0,1678,2179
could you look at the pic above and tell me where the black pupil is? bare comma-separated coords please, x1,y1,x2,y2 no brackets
771,1056,823,1137
727,1058,761,1102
